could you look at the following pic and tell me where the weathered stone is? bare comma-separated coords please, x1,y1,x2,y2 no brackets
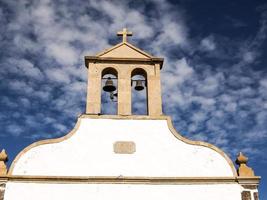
0,183,6,200
242,185,257,190
253,192,259,200
0,191,4,200
114,141,136,154
241,191,251,200
0,150,8,175
236,152,255,177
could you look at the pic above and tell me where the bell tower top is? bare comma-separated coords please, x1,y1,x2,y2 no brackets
85,28,164,117
117,28,133,43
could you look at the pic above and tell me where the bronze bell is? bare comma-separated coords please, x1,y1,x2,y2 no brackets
103,77,116,92
134,80,144,91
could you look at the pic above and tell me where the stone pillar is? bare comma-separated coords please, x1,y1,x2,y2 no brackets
86,63,102,114
0,182,6,200
0,150,7,200
147,64,163,116
241,191,251,200
118,68,131,115
240,185,259,200
254,192,259,200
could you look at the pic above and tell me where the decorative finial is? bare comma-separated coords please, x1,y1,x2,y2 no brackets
117,28,133,43
0,149,8,175
235,152,255,177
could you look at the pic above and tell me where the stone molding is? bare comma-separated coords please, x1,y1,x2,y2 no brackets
0,175,261,185
85,56,164,68
242,185,257,190
237,177,261,185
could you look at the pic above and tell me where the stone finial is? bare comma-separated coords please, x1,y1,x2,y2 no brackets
235,152,255,177
0,149,8,175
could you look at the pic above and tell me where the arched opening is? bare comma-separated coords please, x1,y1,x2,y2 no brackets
101,67,118,115
131,68,148,115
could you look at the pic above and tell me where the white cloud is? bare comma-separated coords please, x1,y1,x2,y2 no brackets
224,102,237,112
34,90,51,101
242,51,256,63
200,36,216,51
31,0,54,26
53,123,68,133
163,58,194,89
191,112,207,122
260,79,267,89
64,82,87,93
6,124,23,137
195,76,220,97
45,68,71,84
14,59,43,79
8,80,34,95
160,21,187,45
20,97,31,108
46,43,79,66
175,58,194,77
192,96,216,107
2,58,43,80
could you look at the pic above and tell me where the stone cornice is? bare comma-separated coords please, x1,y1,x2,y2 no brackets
0,175,260,185
84,56,164,69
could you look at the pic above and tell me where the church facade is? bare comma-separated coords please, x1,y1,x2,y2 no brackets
0,28,260,200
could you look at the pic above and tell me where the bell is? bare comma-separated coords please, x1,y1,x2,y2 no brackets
103,77,116,92
134,80,144,91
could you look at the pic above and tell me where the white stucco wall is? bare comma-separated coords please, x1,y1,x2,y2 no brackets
11,118,234,177
4,182,242,200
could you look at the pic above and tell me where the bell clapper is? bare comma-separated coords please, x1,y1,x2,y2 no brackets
110,92,118,102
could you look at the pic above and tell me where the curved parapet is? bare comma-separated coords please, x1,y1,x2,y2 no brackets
8,117,82,175
165,116,237,176
9,115,236,177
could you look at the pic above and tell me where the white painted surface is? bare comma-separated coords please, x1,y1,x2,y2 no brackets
4,182,242,200
12,118,234,177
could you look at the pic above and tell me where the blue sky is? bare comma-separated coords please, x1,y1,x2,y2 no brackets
0,0,267,197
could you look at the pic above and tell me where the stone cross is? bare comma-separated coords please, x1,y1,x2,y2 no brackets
117,28,133,43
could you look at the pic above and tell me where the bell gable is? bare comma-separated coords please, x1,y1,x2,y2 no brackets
97,42,152,59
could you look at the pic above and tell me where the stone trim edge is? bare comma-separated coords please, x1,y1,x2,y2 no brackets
0,175,260,185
